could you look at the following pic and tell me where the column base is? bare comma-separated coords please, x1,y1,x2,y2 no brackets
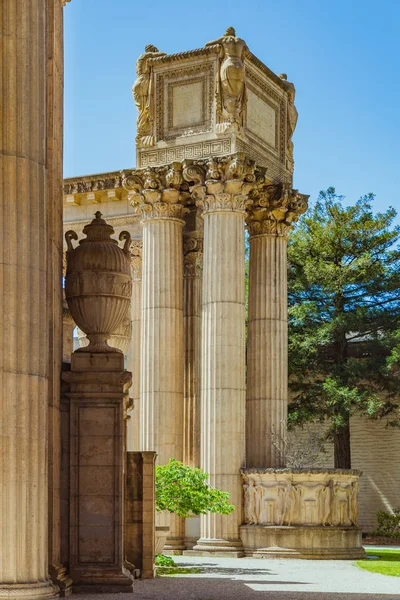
70,568,134,594
0,581,59,600
49,565,72,597
184,538,244,558
240,525,365,559
163,536,186,555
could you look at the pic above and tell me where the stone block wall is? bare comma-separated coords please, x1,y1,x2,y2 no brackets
125,451,156,578
292,418,400,532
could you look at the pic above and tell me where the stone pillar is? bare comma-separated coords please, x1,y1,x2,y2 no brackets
63,354,133,593
183,232,203,468
246,186,308,467
128,240,142,452
128,164,187,552
0,1,58,597
191,156,255,555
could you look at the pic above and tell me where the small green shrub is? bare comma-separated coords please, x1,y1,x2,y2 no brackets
155,458,235,518
373,509,400,538
155,554,176,567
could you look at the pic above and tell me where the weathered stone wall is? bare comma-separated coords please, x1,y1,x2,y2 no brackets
291,419,400,532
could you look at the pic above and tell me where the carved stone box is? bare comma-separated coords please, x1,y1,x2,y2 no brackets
134,28,297,184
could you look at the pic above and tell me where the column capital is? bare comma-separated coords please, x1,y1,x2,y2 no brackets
189,153,265,216
246,184,309,238
123,163,190,223
130,239,142,281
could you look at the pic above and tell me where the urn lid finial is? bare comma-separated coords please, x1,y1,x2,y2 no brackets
80,212,117,244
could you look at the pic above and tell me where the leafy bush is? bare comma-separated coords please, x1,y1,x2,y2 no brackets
155,554,176,567
373,509,400,538
155,458,235,518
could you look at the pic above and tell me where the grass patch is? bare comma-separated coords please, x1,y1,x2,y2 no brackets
156,566,202,576
356,549,400,577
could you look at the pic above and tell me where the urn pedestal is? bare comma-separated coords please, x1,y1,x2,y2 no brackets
239,469,365,559
63,213,134,592
62,353,134,593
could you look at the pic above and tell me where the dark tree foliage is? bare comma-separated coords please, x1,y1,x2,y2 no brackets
287,188,400,468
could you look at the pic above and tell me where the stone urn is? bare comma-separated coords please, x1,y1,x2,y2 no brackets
77,316,132,355
65,212,132,353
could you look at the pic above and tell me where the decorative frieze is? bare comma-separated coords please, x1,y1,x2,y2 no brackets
241,469,361,527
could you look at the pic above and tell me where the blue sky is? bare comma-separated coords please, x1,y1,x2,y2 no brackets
64,0,400,220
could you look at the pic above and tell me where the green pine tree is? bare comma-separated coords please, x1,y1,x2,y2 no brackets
287,187,400,468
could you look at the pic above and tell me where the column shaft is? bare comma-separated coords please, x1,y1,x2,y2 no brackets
183,254,202,468
0,1,57,597
140,218,185,548
127,246,142,452
196,210,246,552
246,235,288,467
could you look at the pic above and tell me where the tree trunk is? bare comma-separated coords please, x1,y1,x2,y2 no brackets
333,417,351,468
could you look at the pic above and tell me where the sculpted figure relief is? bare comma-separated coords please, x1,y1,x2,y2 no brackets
132,44,166,147
242,474,359,527
279,73,298,172
206,27,248,130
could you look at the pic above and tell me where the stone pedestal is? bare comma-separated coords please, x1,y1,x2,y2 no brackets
240,469,365,559
246,187,308,467
62,353,133,593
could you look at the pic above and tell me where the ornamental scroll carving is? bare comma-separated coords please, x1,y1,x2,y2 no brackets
132,45,166,147
246,184,309,237
121,153,307,222
205,27,249,132
242,470,360,527
122,163,190,222
130,240,142,281
183,236,203,278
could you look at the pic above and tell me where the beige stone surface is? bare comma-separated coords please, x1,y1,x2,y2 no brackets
129,175,186,552
0,2,59,597
127,240,142,452
240,469,364,559
62,353,133,593
125,452,156,579
133,28,296,183
183,226,203,469
246,187,308,469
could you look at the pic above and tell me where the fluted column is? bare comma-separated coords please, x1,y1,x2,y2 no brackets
192,159,254,555
246,186,308,467
183,233,203,468
128,240,142,452
0,1,58,598
128,164,188,552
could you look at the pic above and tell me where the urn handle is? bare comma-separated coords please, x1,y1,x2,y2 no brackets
65,230,78,251
119,231,132,255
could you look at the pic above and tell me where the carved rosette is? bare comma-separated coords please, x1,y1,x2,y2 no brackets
64,212,132,353
246,184,309,238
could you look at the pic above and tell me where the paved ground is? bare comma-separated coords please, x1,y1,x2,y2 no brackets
77,553,400,599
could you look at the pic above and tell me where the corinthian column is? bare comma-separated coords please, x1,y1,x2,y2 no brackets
183,231,203,468
0,1,58,598
246,186,308,467
127,240,142,452
127,164,188,552
191,155,255,555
